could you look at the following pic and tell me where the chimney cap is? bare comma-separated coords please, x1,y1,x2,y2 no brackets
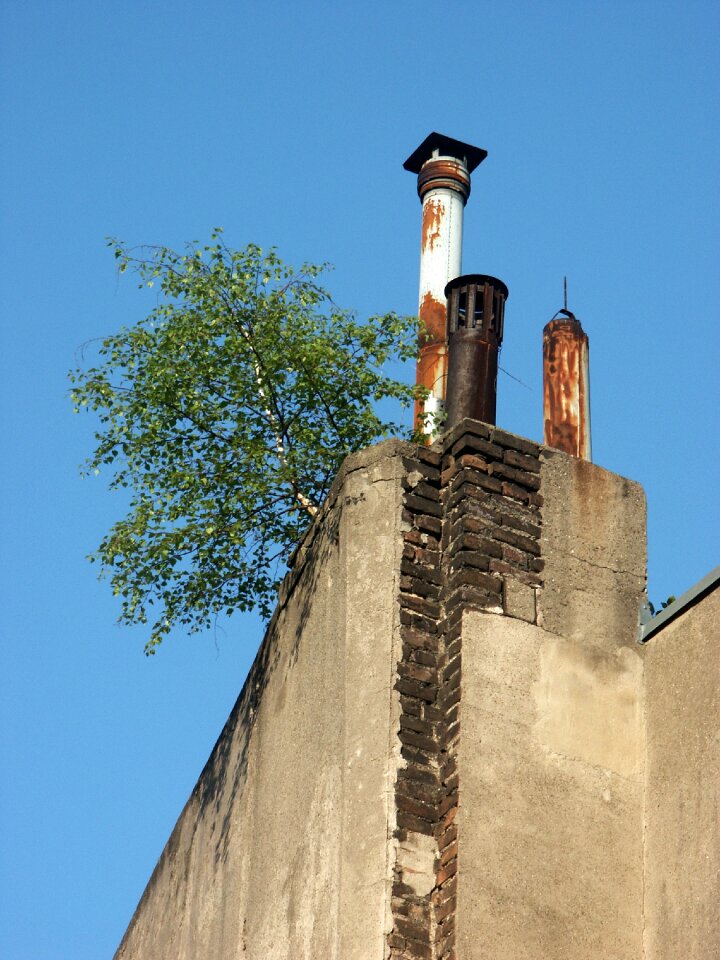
445,274,509,301
403,133,488,174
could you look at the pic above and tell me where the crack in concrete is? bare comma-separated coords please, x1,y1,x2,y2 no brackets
540,746,644,785
543,545,644,580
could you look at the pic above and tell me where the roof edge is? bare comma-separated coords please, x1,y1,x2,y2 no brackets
640,564,720,643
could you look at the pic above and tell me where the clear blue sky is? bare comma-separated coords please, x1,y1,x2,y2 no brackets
1,2,718,956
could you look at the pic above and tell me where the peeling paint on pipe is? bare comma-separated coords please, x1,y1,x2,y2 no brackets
414,160,467,435
404,134,488,437
543,316,592,460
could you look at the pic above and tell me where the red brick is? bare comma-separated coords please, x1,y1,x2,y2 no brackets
398,728,438,753
404,492,443,518
395,677,438,703
434,893,456,922
493,525,541,556
401,627,440,651
437,823,458,852
501,480,532,502
400,609,440,634
499,511,541,539
450,433,503,461
398,758,440,782
503,447,541,473
396,776,441,807
399,694,423,717
397,809,436,836
501,543,529,568
491,429,540,457
400,575,442,600
447,566,503,595
401,557,444,587
490,460,541,490
415,446,442,467
435,857,458,886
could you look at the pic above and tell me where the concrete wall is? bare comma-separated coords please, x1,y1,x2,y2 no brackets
115,440,412,960
456,451,648,960
643,584,720,960
114,426,719,960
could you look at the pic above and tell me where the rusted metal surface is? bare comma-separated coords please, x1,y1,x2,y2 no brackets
415,178,462,434
405,134,489,437
414,292,448,429
417,158,471,202
419,287,447,341
421,197,443,253
445,275,508,429
543,315,591,460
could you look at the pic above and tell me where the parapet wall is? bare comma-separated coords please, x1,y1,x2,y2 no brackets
115,440,413,960
389,422,547,958
451,434,647,960
387,420,648,960
115,422,718,960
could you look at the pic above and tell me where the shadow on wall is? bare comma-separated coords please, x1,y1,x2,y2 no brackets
188,497,344,867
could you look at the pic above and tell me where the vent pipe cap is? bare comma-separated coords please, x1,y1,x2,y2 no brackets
444,273,509,302
403,133,488,174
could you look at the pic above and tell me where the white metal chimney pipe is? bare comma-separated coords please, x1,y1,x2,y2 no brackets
404,134,488,436
418,166,466,413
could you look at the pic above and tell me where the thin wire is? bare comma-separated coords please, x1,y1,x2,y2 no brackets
499,365,532,391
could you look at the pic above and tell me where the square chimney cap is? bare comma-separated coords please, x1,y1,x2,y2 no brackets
403,133,488,174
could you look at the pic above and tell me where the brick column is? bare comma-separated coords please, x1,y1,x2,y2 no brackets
389,421,543,959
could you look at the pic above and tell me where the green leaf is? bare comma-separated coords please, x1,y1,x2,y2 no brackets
71,233,422,653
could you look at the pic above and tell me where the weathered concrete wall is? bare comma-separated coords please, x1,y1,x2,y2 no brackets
114,421,718,960
455,451,648,960
115,440,412,960
643,584,720,960
539,450,647,651
388,421,548,959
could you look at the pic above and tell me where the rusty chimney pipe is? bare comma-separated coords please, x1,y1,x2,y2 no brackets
404,133,488,436
543,311,592,459
444,274,508,429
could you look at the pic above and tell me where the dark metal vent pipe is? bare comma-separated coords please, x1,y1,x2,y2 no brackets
444,274,508,429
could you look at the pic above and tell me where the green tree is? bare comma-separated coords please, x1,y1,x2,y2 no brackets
71,231,421,653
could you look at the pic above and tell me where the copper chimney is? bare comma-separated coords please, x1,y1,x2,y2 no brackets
543,310,592,460
444,274,508,429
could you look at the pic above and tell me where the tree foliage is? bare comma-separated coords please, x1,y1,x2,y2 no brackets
71,231,421,653
648,595,677,616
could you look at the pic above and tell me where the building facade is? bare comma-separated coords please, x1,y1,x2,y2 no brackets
115,421,719,960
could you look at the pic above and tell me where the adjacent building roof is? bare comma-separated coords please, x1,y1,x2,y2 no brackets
640,565,720,643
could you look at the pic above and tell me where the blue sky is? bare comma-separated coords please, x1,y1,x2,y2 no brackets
1,2,718,956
